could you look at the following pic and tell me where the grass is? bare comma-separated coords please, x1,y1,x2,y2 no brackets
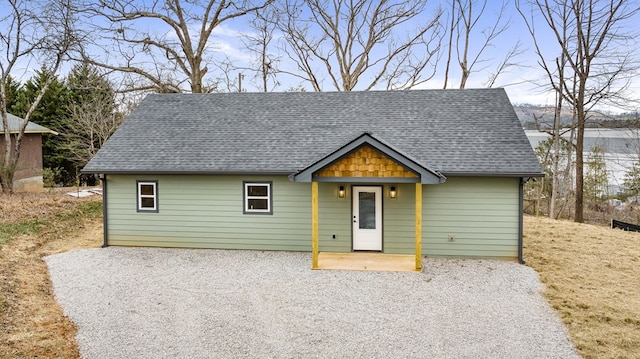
0,190,102,358
0,220,47,246
1,190,639,358
524,215,640,359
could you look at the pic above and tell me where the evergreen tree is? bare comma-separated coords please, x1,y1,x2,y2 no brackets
623,163,640,202
62,63,122,184
13,68,73,184
584,146,608,204
66,63,115,108
528,139,554,201
3,76,22,113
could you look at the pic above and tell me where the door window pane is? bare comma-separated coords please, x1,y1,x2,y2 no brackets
359,192,376,229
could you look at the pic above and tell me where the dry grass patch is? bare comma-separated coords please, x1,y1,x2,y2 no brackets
0,190,102,358
0,188,94,225
524,215,640,359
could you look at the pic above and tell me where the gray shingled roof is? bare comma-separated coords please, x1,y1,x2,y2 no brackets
82,89,542,177
1,113,57,134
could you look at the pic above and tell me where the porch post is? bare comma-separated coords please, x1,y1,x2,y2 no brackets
415,183,422,270
312,181,319,269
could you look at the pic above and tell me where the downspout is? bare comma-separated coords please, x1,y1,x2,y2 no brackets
518,177,525,264
101,174,108,248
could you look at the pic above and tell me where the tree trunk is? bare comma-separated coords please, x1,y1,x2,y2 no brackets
1,115,15,193
1,170,15,193
574,104,585,223
442,0,456,89
0,142,16,194
550,104,560,219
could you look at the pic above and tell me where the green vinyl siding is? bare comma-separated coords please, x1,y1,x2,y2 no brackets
105,174,520,258
106,175,312,250
383,184,415,254
317,183,351,252
422,177,520,258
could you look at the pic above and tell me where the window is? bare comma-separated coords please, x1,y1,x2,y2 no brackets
243,182,272,214
137,181,158,212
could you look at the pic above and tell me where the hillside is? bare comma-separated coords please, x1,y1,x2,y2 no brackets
514,104,639,130
0,191,638,358
524,215,640,359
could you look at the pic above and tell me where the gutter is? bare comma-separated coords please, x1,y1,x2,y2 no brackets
441,171,544,178
81,169,293,176
518,177,525,264
101,174,108,248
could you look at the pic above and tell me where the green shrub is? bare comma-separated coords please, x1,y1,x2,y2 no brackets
42,167,63,187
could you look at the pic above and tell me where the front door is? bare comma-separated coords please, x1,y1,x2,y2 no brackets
352,186,382,251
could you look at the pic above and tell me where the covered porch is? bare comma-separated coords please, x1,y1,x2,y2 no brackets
290,133,446,271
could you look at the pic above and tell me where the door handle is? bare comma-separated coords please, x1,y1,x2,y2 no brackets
353,216,357,223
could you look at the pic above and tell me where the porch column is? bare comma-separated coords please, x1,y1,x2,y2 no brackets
311,181,319,269
415,183,422,270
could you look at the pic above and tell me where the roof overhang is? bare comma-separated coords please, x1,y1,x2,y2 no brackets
80,169,293,175
1,113,58,135
289,133,446,184
2,129,58,135
441,171,545,178
24,129,59,135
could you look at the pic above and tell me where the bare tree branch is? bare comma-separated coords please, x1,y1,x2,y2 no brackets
240,8,282,91
443,0,516,89
485,41,525,88
78,0,272,93
274,0,443,91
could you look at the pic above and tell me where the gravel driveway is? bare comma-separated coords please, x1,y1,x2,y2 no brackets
45,248,579,359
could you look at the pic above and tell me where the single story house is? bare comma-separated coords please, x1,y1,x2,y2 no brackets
0,113,58,192
83,89,543,270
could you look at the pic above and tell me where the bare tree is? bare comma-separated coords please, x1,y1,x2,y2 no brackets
484,41,525,88
0,0,78,193
214,58,241,92
442,0,522,89
275,0,443,91
80,0,272,93
531,6,571,219
240,9,281,92
518,0,640,222
62,63,123,172
62,100,123,170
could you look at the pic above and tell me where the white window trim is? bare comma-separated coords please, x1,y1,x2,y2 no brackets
244,182,272,214
137,181,158,212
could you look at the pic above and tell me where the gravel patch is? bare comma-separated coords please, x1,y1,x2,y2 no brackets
45,248,580,359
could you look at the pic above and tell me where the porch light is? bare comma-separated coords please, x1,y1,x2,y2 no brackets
389,186,397,199
338,186,345,198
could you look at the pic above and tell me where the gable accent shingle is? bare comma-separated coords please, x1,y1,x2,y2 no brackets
291,132,445,184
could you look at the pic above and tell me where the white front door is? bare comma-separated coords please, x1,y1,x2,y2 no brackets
352,186,382,251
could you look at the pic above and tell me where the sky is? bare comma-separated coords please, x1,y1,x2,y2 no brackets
195,0,640,112
3,0,640,113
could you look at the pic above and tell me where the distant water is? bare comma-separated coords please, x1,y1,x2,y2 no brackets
525,129,639,193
